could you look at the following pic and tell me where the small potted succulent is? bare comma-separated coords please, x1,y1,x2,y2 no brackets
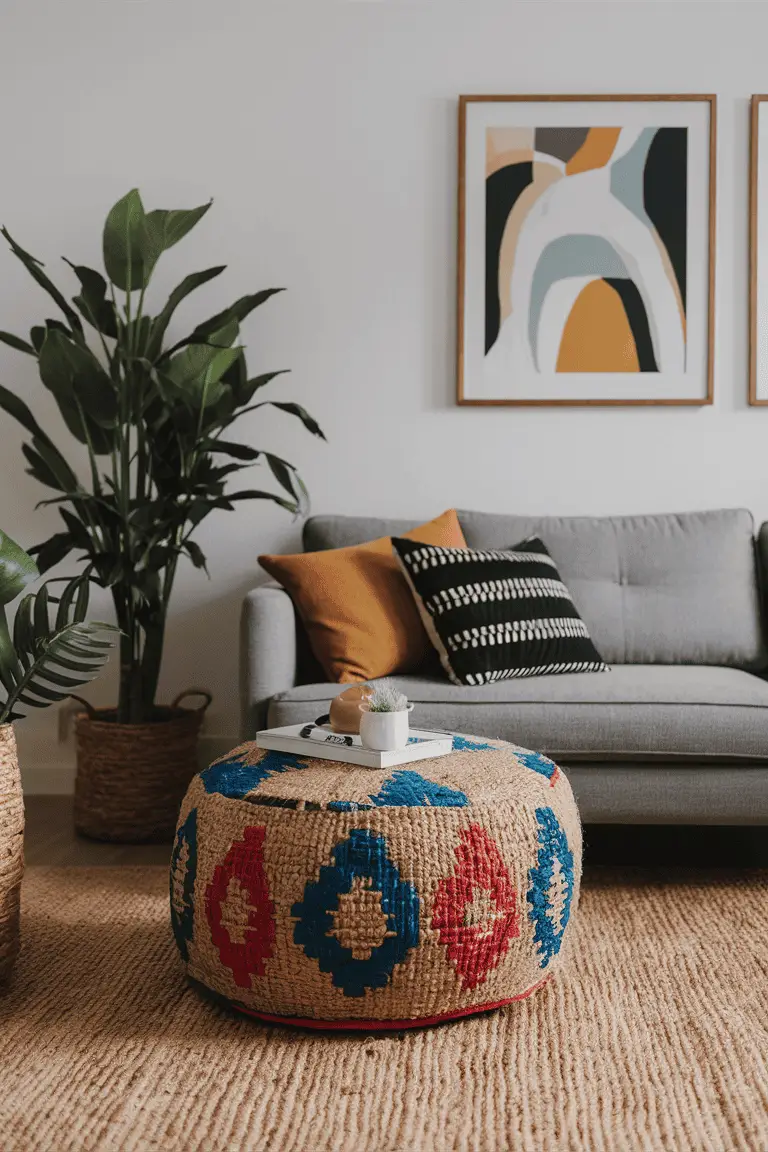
0,529,117,984
358,681,413,752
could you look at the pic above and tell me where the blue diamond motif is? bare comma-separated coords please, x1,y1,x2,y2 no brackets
526,807,575,969
201,750,310,799
515,749,558,781
369,770,469,808
452,735,495,751
170,808,197,962
292,829,420,997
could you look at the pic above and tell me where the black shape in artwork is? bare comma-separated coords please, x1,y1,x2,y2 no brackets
485,161,533,353
534,128,589,164
603,277,659,372
644,127,687,312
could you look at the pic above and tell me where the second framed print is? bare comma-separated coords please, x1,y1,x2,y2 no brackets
457,95,716,406
751,95,768,404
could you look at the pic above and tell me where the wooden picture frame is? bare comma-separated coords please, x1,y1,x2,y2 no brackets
750,95,768,405
457,94,717,407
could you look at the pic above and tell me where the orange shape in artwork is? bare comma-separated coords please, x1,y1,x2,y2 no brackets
556,279,640,373
566,127,622,175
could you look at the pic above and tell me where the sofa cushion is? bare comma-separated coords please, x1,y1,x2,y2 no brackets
392,534,607,683
260,510,466,682
304,509,766,669
267,665,768,763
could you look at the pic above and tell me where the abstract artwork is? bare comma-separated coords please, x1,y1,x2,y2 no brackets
750,95,768,404
457,96,716,405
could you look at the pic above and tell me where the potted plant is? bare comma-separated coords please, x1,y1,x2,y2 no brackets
0,190,324,842
0,529,116,982
359,681,413,752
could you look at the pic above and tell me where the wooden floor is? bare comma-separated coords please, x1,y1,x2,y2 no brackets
23,796,768,867
24,797,172,866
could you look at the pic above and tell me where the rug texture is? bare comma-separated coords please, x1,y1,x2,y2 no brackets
0,866,766,1152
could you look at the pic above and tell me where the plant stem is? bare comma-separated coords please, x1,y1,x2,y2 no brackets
140,611,166,715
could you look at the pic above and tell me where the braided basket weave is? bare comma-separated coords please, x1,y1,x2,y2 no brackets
75,693,210,843
0,724,23,985
171,734,582,1029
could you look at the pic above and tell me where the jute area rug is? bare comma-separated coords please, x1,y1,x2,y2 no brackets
0,868,766,1152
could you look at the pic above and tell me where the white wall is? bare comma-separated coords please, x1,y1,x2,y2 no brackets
1,0,767,783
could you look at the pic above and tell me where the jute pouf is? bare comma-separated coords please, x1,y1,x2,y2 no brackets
170,734,582,1029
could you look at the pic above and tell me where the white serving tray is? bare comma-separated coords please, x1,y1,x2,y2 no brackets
256,723,453,770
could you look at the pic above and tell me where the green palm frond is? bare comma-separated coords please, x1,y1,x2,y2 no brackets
1,618,117,722
0,530,117,724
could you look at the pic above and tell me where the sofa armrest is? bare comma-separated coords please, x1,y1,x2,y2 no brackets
240,583,298,738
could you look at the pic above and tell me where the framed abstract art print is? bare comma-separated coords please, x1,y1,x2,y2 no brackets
750,95,768,405
457,95,716,406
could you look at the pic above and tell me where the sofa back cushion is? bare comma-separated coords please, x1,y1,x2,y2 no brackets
304,509,766,668
460,509,765,667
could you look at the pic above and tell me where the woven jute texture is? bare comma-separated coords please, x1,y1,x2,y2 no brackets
172,737,582,1025
0,724,23,984
74,707,204,843
1,866,766,1152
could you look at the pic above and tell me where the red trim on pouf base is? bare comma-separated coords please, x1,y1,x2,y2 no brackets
230,977,552,1032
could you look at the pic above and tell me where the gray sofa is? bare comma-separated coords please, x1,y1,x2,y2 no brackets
241,508,768,825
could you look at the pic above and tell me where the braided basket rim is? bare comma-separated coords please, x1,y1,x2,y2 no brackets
74,706,203,733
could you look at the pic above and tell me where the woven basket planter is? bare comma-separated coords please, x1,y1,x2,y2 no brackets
74,692,211,843
0,724,24,985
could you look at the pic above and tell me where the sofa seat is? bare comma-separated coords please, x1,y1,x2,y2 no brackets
267,665,768,763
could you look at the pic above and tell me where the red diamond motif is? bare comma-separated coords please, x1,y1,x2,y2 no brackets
432,824,520,990
205,825,276,988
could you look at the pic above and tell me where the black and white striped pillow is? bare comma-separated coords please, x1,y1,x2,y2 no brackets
392,535,607,686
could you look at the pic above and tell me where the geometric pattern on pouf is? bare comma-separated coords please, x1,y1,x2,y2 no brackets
170,734,582,1030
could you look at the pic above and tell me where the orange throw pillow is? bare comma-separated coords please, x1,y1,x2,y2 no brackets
259,509,467,683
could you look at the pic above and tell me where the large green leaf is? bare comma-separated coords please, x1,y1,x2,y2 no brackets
144,202,212,263
0,331,35,356
264,453,301,502
207,318,239,349
159,290,283,361
165,340,243,408
22,443,63,491
102,191,212,292
0,383,71,477
191,290,283,341
52,395,114,452
224,489,297,510
0,530,39,607
102,189,151,291
233,369,288,407
29,435,79,492
29,532,73,574
204,439,261,461
57,508,98,555
254,400,325,439
64,261,118,338
146,265,226,360
183,540,208,571
1,227,84,335
38,329,118,427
